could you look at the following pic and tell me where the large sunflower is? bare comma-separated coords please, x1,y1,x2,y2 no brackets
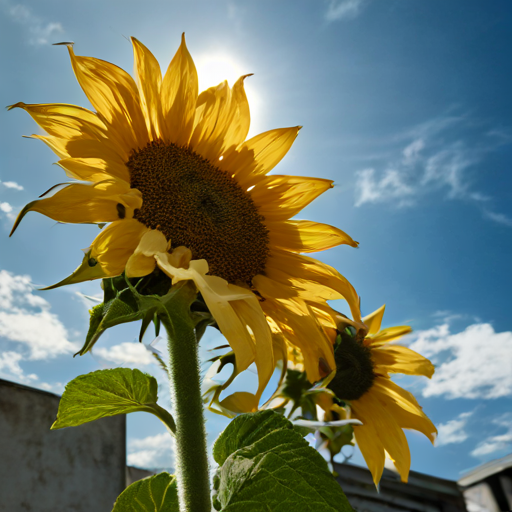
10,35,363,407
327,305,437,486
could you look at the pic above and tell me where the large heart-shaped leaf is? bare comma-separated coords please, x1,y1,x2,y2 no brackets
212,410,354,511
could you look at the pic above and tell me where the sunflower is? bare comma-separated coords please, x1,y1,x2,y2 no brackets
9,35,363,409
327,305,437,487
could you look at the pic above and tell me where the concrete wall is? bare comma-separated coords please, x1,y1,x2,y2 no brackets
0,379,126,512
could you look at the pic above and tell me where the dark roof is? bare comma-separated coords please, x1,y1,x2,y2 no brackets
458,453,512,487
334,462,467,512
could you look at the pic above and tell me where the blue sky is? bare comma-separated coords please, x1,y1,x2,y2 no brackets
1,0,511,482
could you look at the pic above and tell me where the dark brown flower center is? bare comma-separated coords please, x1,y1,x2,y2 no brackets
127,140,269,284
327,332,376,401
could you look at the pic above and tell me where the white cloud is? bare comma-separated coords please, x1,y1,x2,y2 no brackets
483,209,512,227
355,168,415,207
95,342,155,366
0,270,78,359
354,115,512,226
0,201,16,221
471,415,512,458
0,351,37,382
0,202,13,213
128,433,174,470
325,0,365,21
1,181,23,191
402,138,425,166
0,350,64,392
408,322,512,399
2,1,63,46
436,411,473,447
355,137,477,207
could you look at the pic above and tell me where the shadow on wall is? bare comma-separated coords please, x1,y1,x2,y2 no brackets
0,379,126,512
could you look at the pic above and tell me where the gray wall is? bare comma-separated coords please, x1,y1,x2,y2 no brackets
0,379,126,512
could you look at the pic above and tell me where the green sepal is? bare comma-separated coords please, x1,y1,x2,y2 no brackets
77,276,144,356
212,410,354,511
112,472,179,512
51,368,175,434
78,272,210,356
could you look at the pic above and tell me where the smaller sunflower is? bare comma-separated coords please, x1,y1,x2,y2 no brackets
327,305,437,487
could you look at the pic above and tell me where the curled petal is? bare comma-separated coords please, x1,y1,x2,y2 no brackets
10,181,142,235
44,219,148,288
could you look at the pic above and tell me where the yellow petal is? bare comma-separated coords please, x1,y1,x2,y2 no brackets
154,252,257,373
311,390,334,412
161,34,198,146
362,305,386,336
372,378,437,444
131,37,163,140
231,298,274,399
190,75,251,160
267,220,358,253
372,345,435,378
29,134,130,165
251,175,333,221
125,229,169,278
370,325,413,346
219,127,301,187
353,389,411,483
44,219,148,288
259,292,335,383
10,181,142,235
221,75,251,149
7,102,106,139
56,157,130,183
92,219,149,275
352,417,385,487
219,391,259,414
264,249,363,328
68,45,148,154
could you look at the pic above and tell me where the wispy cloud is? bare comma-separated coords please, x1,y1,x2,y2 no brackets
1,1,63,46
436,411,473,447
408,322,512,400
354,115,512,226
355,168,415,208
471,414,512,458
325,0,366,22
483,209,512,227
0,270,78,359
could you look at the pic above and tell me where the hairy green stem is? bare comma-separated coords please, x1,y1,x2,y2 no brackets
161,307,211,512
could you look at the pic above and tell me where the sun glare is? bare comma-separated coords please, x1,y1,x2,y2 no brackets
195,52,262,136
195,53,246,91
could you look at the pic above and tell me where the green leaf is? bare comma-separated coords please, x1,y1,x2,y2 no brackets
51,368,175,433
212,410,354,512
213,409,290,466
112,472,179,512
79,286,143,356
